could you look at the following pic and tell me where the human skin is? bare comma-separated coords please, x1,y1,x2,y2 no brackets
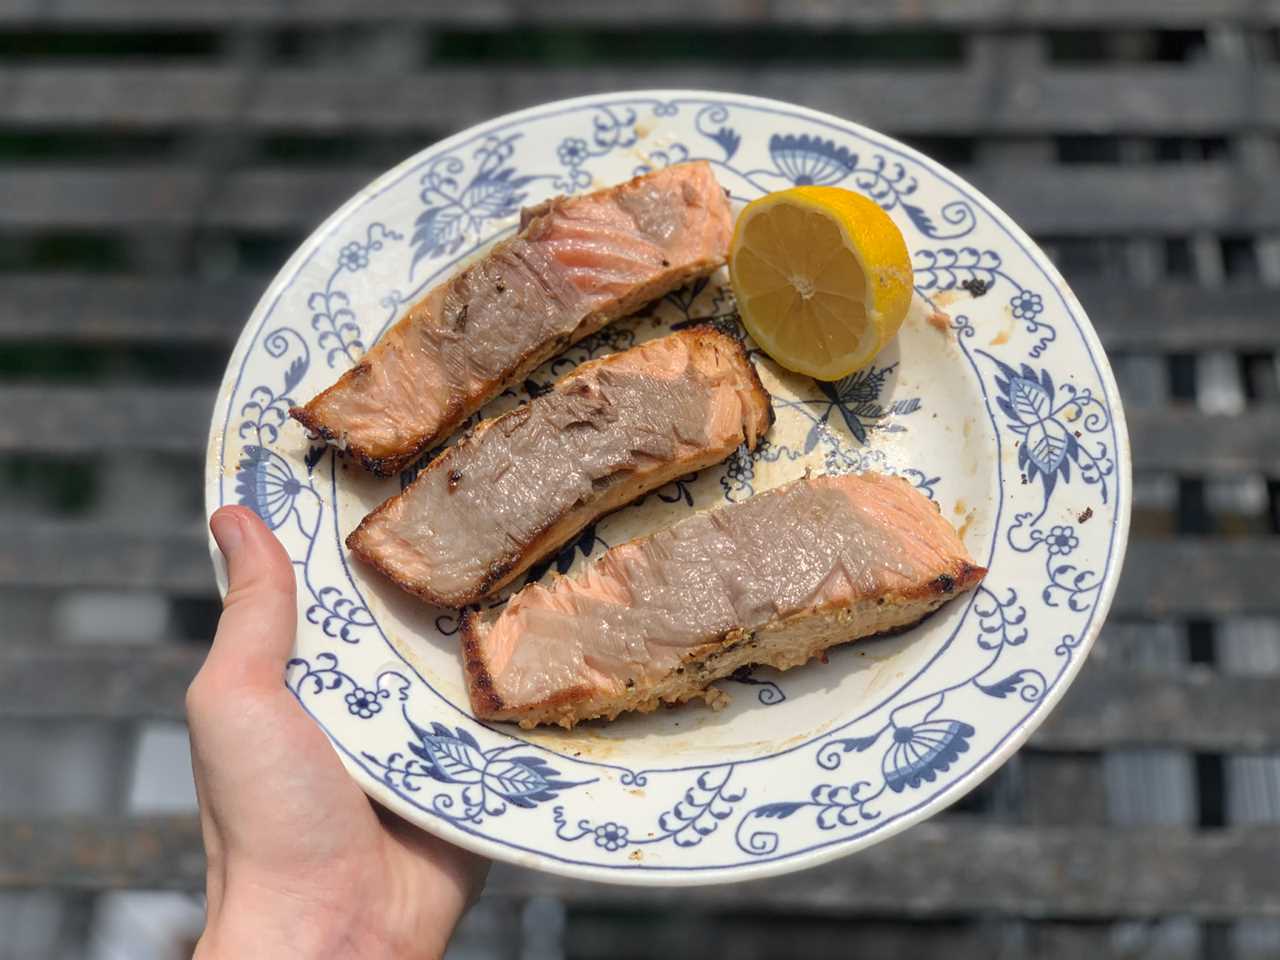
188,506,489,959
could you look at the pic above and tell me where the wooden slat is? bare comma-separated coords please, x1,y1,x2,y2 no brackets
0,386,213,455
564,913,1011,960
4,65,1278,136
6,276,1279,352
0,0,1277,27
3,643,1276,752
1081,283,1280,352
0,167,208,228
8,384,1277,477
10,814,1279,919
0,525,212,592
969,164,1280,235
1019,752,1108,826
0,646,204,721
491,824,1280,917
566,914,1191,960
0,274,264,345
4,163,1273,234
0,165,368,229
1115,541,1280,617
0,816,205,890
1031,922,1201,960
1128,409,1280,475
1033,664,1280,752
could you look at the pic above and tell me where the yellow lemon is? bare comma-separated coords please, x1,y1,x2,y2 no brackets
729,186,912,381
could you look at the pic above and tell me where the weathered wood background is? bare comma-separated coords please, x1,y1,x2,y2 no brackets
1,2,1278,957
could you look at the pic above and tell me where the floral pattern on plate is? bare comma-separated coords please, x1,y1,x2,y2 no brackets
207,91,1130,884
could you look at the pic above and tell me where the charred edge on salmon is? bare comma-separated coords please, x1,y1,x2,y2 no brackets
460,610,505,715
463,611,600,717
683,323,776,433
292,402,423,478
349,504,531,609
344,528,468,609
358,393,472,477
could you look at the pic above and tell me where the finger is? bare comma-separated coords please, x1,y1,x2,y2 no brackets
203,505,298,687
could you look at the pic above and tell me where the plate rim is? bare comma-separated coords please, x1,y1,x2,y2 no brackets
204,88,1133,886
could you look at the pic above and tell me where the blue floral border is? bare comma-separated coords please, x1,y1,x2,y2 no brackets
210,92,1128,878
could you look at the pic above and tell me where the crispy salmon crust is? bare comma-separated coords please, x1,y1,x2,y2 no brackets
345,327,772,608
290,162,734,476
461,473,987,729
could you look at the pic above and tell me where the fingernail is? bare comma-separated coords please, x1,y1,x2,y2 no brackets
210,510,245,559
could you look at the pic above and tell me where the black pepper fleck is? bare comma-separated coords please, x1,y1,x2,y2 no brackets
447,469,463,491
1078,506,1093,524
452,304,468,330
935,573,956,594
961,278,988,297
661,258,670,267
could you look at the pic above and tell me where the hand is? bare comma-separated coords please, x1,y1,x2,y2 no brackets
189,506,489,960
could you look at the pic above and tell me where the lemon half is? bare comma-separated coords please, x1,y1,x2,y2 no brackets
729,186,912,381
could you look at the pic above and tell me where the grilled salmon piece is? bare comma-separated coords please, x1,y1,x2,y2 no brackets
347,328,772,608
462,473,985,729
291,161,733,476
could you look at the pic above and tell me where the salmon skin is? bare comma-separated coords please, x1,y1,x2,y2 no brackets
291,161,733,476
346,327,772,608
462,473,986,729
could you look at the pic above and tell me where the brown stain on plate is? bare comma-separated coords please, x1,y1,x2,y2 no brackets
989,310,1015,346
519,725,629,763
926,309,952,334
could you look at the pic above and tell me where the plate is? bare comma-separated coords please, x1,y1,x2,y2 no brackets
205,90,1131,885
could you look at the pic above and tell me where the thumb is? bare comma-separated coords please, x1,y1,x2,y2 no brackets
204,505,298,689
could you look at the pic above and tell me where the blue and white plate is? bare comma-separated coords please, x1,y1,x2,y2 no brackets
205,91,1131,885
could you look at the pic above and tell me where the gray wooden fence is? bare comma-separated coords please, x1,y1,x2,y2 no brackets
1,2,1278,957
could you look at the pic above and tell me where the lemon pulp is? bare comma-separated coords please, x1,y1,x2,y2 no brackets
729,186,912,381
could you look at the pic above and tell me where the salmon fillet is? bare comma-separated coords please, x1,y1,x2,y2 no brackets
462,473,986,729
346,328,772,608
291,161,734,476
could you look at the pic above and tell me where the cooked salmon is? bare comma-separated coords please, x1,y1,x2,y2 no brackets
462,473,986,729
291,162,734,476
346,328,772,607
